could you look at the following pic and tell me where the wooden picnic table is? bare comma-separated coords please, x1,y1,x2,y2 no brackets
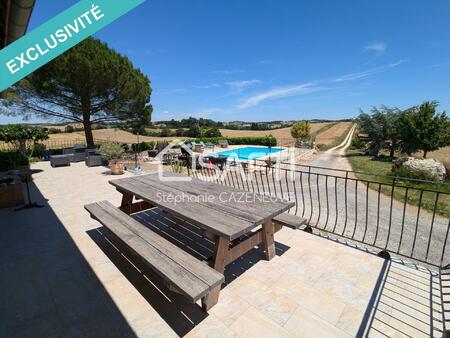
109,172,294,309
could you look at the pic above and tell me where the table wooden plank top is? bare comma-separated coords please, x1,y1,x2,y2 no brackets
110,173,294,241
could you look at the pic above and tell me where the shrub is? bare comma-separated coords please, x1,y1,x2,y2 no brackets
203,127,222,138
350,135,367,150
175,128,185,137
0,151,29,171
99,142,125,163
48,128,62,134
187,125,201,138
131,125,146,135
171,160,184,174
131,141,156,152
65,125,74,133
160,128,172,137
31,143,46,158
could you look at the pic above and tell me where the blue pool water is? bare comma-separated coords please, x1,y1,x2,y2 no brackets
214,147,283,160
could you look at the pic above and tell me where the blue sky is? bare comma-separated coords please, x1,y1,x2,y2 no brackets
5,0,450,123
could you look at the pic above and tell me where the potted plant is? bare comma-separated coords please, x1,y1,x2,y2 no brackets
99,141,125,175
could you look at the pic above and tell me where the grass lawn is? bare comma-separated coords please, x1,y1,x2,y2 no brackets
346,150,450,218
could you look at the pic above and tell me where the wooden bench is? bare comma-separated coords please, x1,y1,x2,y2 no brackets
84,200,225,311
273,213,305,229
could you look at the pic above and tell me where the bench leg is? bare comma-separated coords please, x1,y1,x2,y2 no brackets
262,219,275,260
202,236,229,311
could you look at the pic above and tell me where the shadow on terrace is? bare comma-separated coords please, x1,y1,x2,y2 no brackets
87,207,290,336
0,180,137,337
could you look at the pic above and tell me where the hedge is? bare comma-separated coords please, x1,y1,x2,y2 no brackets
193,136,277,146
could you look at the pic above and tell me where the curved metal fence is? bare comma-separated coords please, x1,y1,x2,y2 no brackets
187,161,450,269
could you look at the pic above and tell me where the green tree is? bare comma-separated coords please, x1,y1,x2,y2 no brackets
291,121,311,147
175,128,185,137
250,123,259,130
358,106,402,157
0,124,49,155
1,37,152,148
187,124,201,138
160,128,171,137
203,127,222,138
398,101,449,158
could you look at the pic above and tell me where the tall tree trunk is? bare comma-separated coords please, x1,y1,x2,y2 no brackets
83,120,94,148
389,147,395,158
81,95,94,148
423,149,428,158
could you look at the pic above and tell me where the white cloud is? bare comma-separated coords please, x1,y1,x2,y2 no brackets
225,79,261,92
333,60,406,82
237,83,314,108
365,42,387,55
192,83,221,89
238,60,406,109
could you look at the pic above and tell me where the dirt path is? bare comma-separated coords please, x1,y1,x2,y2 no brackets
309,124,356,170
315,122,353,147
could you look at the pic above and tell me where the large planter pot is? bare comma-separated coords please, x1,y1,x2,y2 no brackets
110,162,124,175
0,178,24,208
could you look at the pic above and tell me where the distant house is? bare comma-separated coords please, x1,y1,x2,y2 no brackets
357,133,370,141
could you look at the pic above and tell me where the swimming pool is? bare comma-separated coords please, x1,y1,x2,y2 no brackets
214,147,284,160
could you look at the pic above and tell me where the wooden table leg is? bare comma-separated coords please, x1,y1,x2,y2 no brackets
120,192,134,214
262,219,275,260
202,236,229,311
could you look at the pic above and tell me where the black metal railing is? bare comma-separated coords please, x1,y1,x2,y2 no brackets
187,160,450,269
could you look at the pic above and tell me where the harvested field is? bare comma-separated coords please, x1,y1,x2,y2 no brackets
219,122,334,146
46,129,176,144
1,122,353,150
79,128,176,143
413,146,450,167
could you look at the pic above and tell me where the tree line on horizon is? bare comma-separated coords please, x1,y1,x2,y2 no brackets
356,101,450,158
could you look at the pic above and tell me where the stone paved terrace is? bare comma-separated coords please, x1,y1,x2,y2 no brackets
0,162,446,337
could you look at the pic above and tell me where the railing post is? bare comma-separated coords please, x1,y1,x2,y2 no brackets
377,250,391,260
303,225,313,233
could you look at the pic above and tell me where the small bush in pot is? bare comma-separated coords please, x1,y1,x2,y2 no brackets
99,142,125,175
